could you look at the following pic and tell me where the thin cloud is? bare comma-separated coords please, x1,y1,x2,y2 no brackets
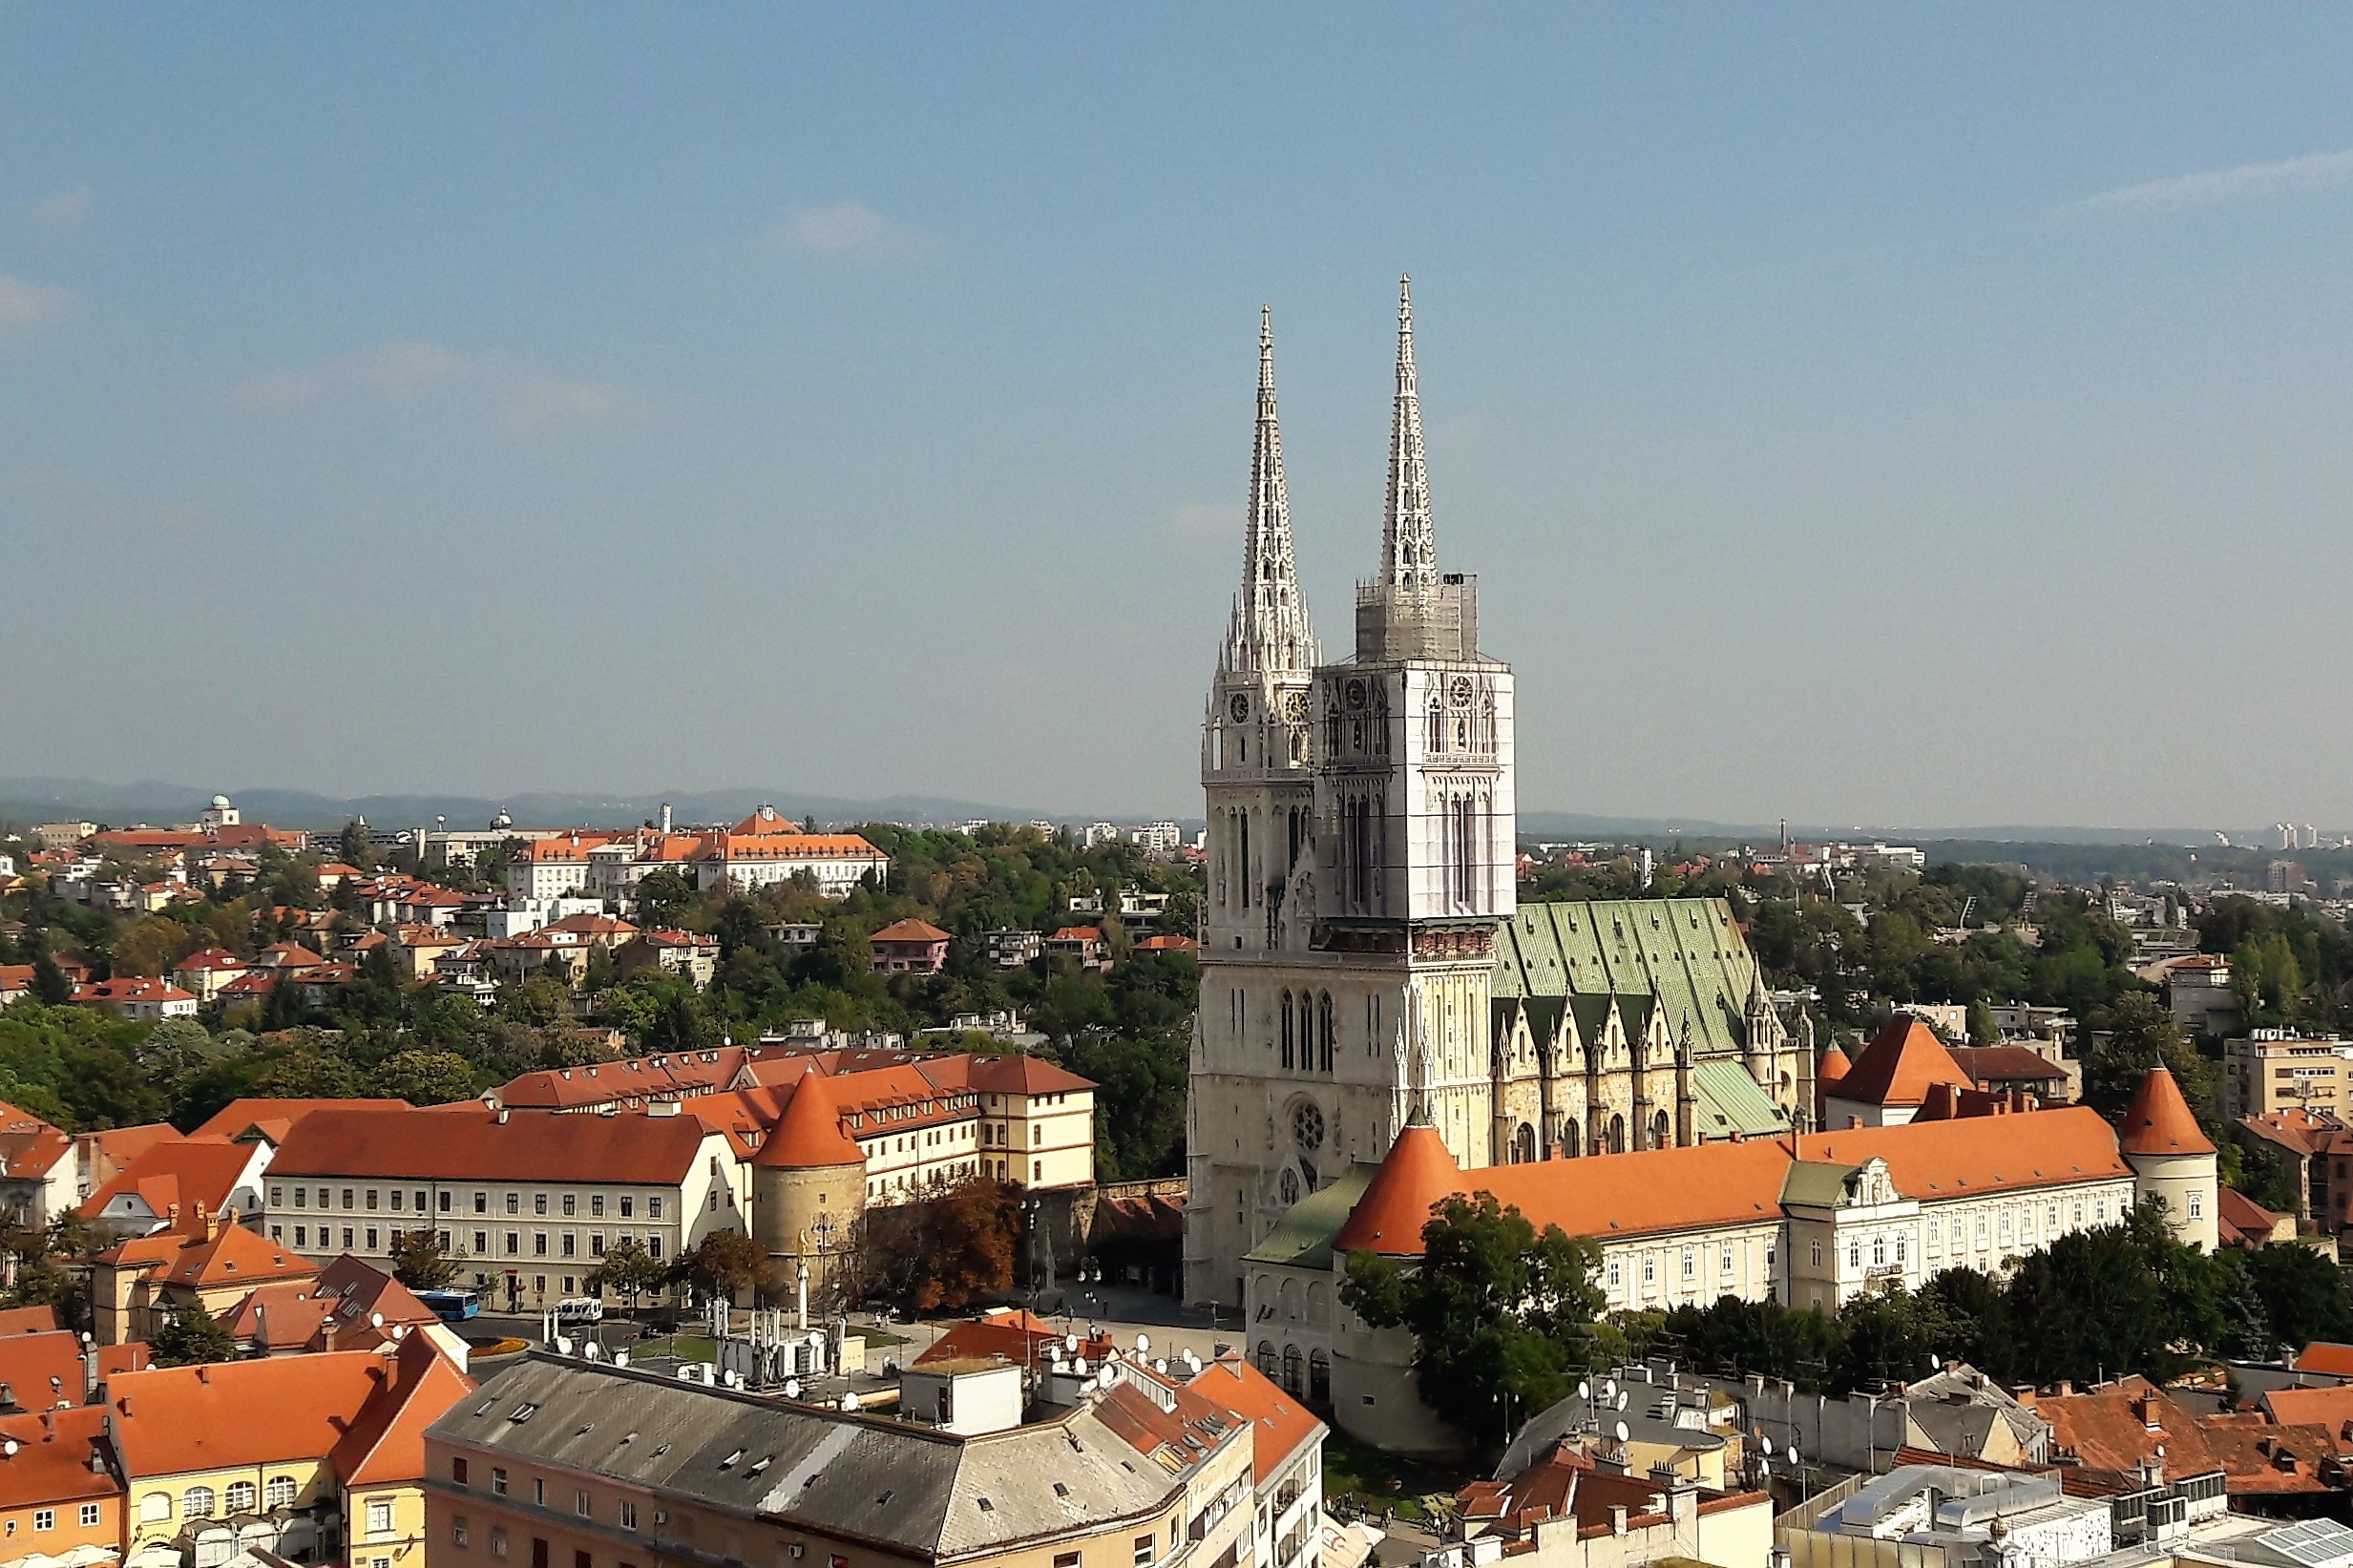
28,186,92,229
765,200,931,258
2063,148,2353,216
231,340,633,429
1172,501,1238,544
0,273,75,333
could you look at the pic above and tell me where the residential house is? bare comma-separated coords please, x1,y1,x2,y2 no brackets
1044,925,1111,971
983,928,1041,968
67,979,197,1023
0,967,34,1009
0,1100,74,1229
90,1203,319,1345
1451,1440,1772,1568
219,1255,460,1367
169,948,250,1006
79,1137,273,1239
2026,1375,2344,1507
0,1404,120,1568
2227,1032,2353,1120
870,917,952,973
612,928,720,988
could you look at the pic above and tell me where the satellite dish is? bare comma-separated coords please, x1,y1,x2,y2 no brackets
613,1352,629,1369
370,1312,384,1328
583,1342,603,1361
1074,1357,1088,1376
1,1439,15,1457
1758,1458,1771,1477
556,1335,573,1355
1617,1392,1629,1411
1788,1446,1800,1466
785,1378,802,1399
1135,1333,1150,1354
1614,1421,1629,1442
1928,1354,1942,1373
1066,1334,1081,1352
839,1391,860,1411
1603,1379,1617,1399
1578,1381,1591,1401
1761,1436,1774,1456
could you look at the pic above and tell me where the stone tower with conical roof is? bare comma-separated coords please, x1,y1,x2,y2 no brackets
1187,282,1515,1311
751,1072,867,1309
2118,1065,2218,1251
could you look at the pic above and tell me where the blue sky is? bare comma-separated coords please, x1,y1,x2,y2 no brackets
6,6,2353,827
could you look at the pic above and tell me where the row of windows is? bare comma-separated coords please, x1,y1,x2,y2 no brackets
139,1478,298,1520
10,1503,103,1531
1605,1242,1774,1292
272,1186,662,1220
270,1225,665,1261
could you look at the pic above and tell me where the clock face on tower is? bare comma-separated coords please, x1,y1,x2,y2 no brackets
1281,690,1308,722
1228,693,1250,722
1449,676,1475,708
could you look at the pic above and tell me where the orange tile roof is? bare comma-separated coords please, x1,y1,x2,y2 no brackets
219,1255,440,1354
1334,1104,2133,1255
1132,933,1198,951
2294,1342,2353,1377
79,1136,259,1223
97,1210,318,1292
1334,1121,1468,1254
0,965,34,996
711,832,884,861
871,918,952,945
1047,926,1103,943
1835,1018,1971,1107
332,1331,473,1486
754,1074,864,1169
961,1054,1095,1096
0,1305,60,1335
2258,1384,2353,1431
0,1098,71,1181
107,1350,404,1477
193,1097,413,1143
172,947,250,973
0,1404,116,1509
2029,1375,2336,1494
267,1105,724,1185
2117,1066,2214,1156
1186,1351,1325,1484
0,1329,85,1411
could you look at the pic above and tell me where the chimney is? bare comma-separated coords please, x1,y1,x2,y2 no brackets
1847,1117,1862,1131
495,1108,510,1125
1609,1506,1629,1536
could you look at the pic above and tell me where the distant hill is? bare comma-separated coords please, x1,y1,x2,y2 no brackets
0,776,1164,833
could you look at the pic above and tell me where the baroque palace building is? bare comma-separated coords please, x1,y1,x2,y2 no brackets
1185,283,1810,1310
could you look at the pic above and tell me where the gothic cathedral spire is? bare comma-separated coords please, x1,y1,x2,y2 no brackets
1224,304,1317,676
1379,275,1436,594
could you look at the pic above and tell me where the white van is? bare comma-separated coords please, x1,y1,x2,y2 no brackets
555,1297,604,1325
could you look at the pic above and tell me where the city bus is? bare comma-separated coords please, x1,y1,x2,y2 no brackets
419,1288,481,1323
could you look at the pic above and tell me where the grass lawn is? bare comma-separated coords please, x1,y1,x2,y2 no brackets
1320,1431,1473,1523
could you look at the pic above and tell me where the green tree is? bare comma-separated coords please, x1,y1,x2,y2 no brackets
152,1301,237,1367
674,1228,763,1304
1341,1192,1606,1453
586,1238,667,1310
387,1228,460,1291
373,1048,478,1105
2241,1244,2353,1354
635,868,695,929
2082,993,2213,1127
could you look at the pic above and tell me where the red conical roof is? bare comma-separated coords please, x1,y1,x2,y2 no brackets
2118,1066,2214,1156
1836,1018,1970,1107
1817,1045,1853,1084
1334,1119,1464,1256
754,1073,865,1169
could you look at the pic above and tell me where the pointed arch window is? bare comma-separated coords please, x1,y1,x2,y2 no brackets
1318,992,1334,1073
1279,990,1293,1071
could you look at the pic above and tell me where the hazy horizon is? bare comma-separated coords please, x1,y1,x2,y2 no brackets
8,9,2353,826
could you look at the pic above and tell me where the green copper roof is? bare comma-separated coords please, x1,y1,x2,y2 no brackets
1691,1056,1795,1137
1494,899,1762,1059
1781,1160,1859,1209
1245,1162,1377,1270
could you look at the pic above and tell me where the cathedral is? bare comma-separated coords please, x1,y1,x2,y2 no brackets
1183,282,1812,1309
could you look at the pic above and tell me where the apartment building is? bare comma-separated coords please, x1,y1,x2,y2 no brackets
2225,1031,2353,1119
425,1344,1320,1568
263,1107,747,1312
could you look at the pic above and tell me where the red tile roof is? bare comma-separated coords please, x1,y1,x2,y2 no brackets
2294,1342,2353,1377
0,1329,85,1411
266,1105,725,1185
754,1075,864,1169
71,977,195,1005
332,1331,474,1486
2029,1375,2337,1495
0,1306,60,1335
0,1404,116,1509
2118,1067,2214,1156
97,1209,318,1292
1835,1018,1972,1107
1947,1045,2070,1085
915,1309,1116,1371
193,1097,413,1144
